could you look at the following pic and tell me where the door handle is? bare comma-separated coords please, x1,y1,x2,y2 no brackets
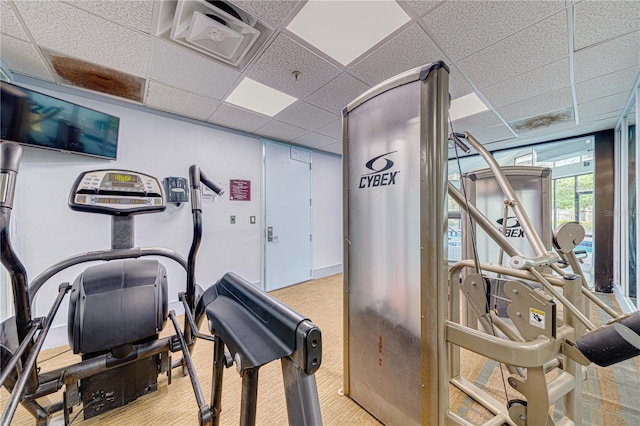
267,226,278,242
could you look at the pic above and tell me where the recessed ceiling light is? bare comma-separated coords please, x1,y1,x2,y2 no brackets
225,78,297,116
286,0,411,66
449,93,489,121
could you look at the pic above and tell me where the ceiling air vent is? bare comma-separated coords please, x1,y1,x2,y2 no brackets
153,1,274,71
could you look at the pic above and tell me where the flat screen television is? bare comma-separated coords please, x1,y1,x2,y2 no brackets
1,81,119,159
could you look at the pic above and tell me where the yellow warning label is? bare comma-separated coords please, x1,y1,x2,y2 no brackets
529,308,545,329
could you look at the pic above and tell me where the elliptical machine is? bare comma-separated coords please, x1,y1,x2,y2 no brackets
0,141,323,425
0,141,193,424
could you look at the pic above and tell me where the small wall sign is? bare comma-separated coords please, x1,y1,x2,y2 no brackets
230,179,251,201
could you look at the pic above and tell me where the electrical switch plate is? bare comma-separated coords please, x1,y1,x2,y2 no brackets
230,215,236,224
250,216,256,224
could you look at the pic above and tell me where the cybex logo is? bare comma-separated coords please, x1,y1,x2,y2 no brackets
359,151,400,189
496,216,525,238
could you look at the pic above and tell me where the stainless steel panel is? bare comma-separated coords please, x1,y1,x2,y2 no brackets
462,166,552,265
347,79,422,425
344,62,450,425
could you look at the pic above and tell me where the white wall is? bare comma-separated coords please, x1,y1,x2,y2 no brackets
312,151,343,278
9,82,262,348
3,81,345,350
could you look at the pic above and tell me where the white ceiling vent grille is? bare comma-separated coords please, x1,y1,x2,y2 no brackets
153,1,274,70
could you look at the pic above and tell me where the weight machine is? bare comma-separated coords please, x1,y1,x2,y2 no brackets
342,61,640,425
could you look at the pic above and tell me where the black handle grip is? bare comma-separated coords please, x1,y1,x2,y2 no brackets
200,171,224,196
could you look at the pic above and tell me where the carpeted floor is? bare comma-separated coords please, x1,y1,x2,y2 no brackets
2,274,639,425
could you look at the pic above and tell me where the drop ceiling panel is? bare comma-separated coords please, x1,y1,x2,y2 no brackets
14,1,151,77
319,141,342,155
291,132,337,149
305,73,370,114
573,0,640,50
1,1,29,41
580,110,620,124
0,36,55,82
449,66,474,99
481,58,570,108
275,101,339,131
146,81,220,120
63,0,154,33
255,119,308,141
315,119,342,140
150,39,241,100
246,33,342,99
229,0,299,27
574,30,640,83
576,66,639,104
457,11,568,89
404,1,445,18
451,110,504,132
424,0,564,61
466,125,515,144
513,116,576,136
578,92,629,121
348,23,446,86
497,87,573,122
208,103,272,133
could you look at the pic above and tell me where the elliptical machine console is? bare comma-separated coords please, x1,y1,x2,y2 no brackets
68,169,165,215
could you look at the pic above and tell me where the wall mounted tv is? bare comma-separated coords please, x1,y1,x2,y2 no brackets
1,81,119,160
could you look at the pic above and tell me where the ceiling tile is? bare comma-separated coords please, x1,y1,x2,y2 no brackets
0,35,55,81
574,30,640,83
247,33,342,99
1,1,29,41
457,11,568,89
64,0,154,33
348,23,446,86
15,1,151,77
481,58,570,108
146,81,220,121
451,110,504,131
255,120,309,142
275,101,339,131
574,0,640,50
229,0,299,27
580,110,620,124
449,66,474,99
291,132,337,150
466,125,515,144
576,65,639,104
318,141,342,155
578,92,629,121
208,103,272,133
404,1,445,18
149,39,241,100
305,73,370,114
513,116,576,136
496,87,573,122
316,119,342,139
424,0,564,61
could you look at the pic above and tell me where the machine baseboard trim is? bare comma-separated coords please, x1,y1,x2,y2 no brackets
312,264,342,280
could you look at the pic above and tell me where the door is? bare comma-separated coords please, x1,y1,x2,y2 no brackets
263,140,312,291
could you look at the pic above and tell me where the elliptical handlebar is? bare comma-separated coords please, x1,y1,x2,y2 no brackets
0,142,33,346
1,141,22,210
186,165,224,323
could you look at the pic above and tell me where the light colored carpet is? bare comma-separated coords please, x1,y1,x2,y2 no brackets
2,274,639,425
